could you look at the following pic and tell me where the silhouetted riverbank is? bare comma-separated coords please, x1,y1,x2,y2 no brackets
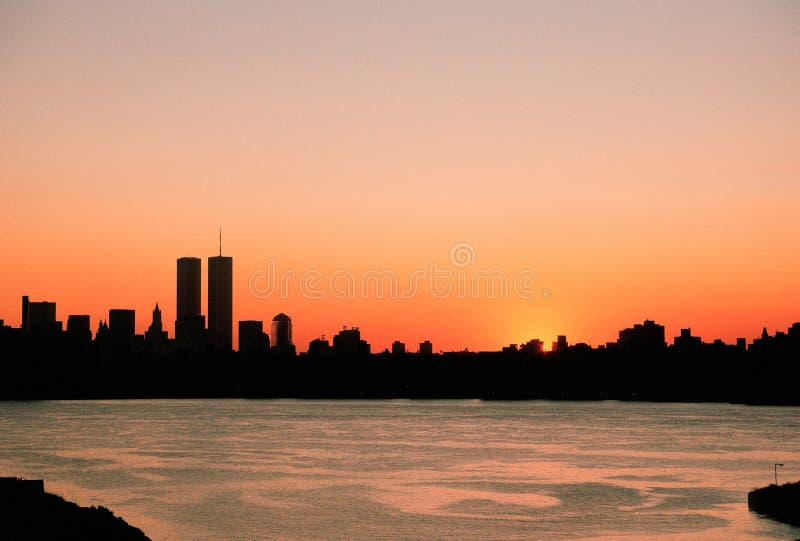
748,481,800,527
0,477,150,540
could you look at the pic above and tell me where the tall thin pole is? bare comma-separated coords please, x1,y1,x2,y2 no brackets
775,463,784,485
219,227,222,256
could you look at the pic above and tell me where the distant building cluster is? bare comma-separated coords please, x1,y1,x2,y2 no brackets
2,241,439,358
10,255,297,357
2,242,800,403
3,251,799,360
7,286,443,360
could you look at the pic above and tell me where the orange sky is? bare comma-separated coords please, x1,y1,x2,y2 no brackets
2,2,799,351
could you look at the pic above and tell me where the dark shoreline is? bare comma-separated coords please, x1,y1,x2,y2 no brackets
748,482,800,527
2,396,800,407
0,477,150,540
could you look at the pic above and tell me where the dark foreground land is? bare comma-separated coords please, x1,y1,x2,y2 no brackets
0,477,150,541
748,481,800,527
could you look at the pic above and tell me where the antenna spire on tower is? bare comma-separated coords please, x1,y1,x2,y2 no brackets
219,227,222,256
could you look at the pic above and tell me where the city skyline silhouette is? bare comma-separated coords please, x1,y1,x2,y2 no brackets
5,237,800,354
2,245,799,404
5,243,799,356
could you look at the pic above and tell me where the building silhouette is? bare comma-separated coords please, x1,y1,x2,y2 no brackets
239,320,269,354
26,299,59,334
270,313,295,356
108,309,135,345
307,337,331,358
66,315,91,343
391,341,406,355
333,327,370,358
673,328,702,349
208,247,233,352
175,257,205,351
21,296,29,331
145,303,168,352
177,257,201,319
271,313,292,348
95,320,109,340
419,340,433,355
617,320,666,352
552,335,568,353
502,343,518,354
520,339,543,355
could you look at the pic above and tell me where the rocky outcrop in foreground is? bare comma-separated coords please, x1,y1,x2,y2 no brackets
748,481,800,527
0,477,151,540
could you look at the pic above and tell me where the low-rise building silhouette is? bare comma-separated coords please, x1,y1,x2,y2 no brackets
27,299,59,334
552,335,568,353
617,320,665,352
307,337,331,359
419,340,433,355
239,320,269,354
333,327,370,358
520,339,544,355
673,328,702,349
66,315,91,343
109,309,135,345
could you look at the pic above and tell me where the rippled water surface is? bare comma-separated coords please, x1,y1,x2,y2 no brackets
0,400,798,540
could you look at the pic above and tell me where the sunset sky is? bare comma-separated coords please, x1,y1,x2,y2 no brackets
2,1,799,352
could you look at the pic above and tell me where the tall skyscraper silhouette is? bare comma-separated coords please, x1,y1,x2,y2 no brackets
176,257,201,320
208,235,232,352
176,257,205,351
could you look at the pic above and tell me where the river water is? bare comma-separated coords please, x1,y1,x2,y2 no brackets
0,400,798,540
